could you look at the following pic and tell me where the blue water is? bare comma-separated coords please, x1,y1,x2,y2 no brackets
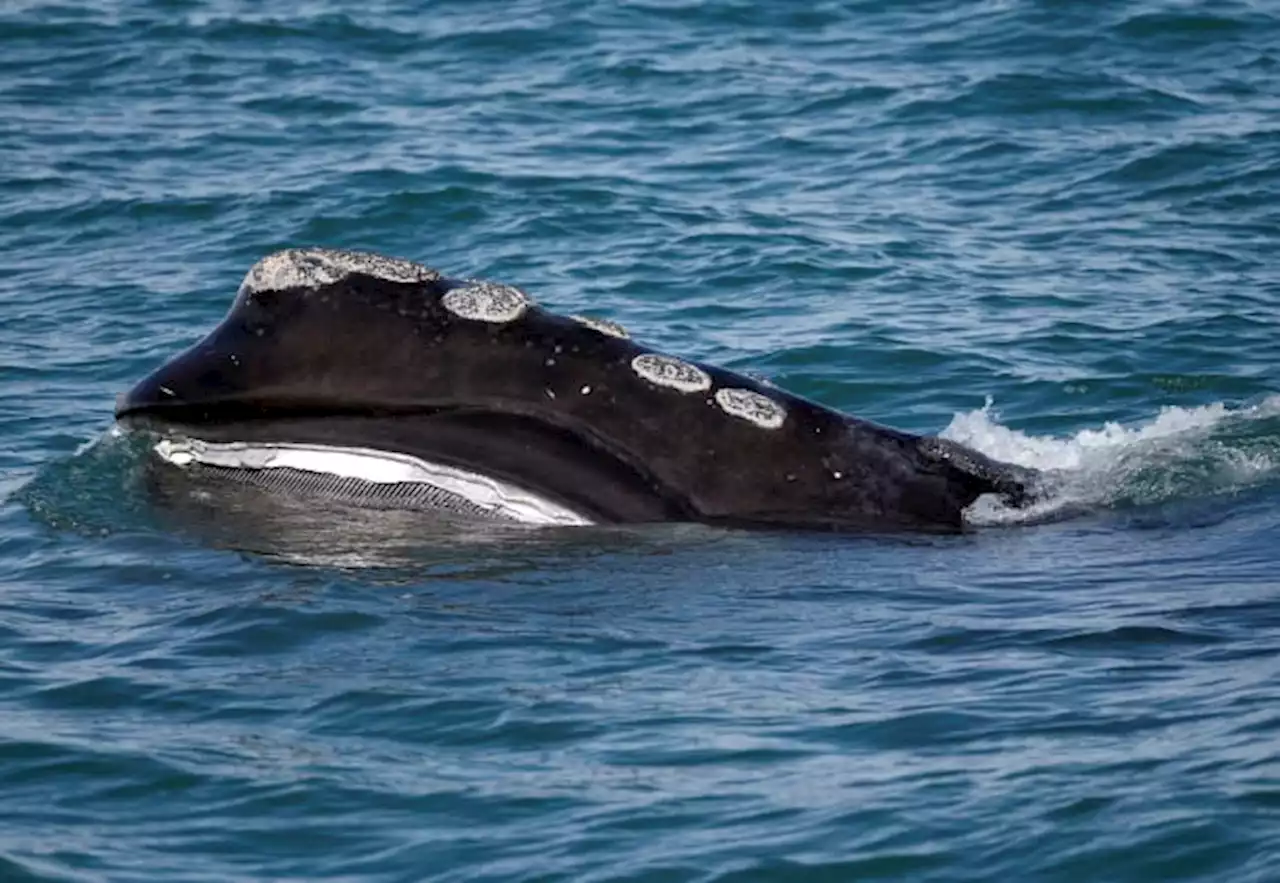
3,1,1280,880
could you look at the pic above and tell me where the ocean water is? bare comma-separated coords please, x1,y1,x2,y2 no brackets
3,0,1279,880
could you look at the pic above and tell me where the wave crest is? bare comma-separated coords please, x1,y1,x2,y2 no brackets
943,395,1280,525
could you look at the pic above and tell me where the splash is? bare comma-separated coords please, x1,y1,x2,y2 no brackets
943,395,1280,525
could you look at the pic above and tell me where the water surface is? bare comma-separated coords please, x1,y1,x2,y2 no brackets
2,1,1279,880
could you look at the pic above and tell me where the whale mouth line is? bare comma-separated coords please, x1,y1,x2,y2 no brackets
150,437,596,527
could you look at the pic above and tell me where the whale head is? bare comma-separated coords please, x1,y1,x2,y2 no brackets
117,248,1040,533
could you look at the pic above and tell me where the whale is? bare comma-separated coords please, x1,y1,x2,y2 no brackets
114,247,1040,534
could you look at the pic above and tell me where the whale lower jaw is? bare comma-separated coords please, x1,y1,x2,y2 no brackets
151,437,596,527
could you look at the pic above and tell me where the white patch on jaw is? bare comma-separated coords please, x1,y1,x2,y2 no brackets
630,353,711,394
441,281,530,323
240,248,438,294
152,438,592,526
572,315,629,339
714,387,787,430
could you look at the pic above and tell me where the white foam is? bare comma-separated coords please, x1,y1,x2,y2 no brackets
240,248,438,294
941,395,1280,525
152,439,593,527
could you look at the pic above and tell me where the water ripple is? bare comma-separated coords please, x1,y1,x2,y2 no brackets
2,0,1279,880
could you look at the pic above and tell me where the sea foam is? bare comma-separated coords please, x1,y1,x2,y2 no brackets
945,395,1280,525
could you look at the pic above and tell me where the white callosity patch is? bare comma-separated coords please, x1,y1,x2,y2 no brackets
441,281,530,323
572,315,629,339
240,247,439,294
630,353,712,394
714,387,788,430
152,438,593,527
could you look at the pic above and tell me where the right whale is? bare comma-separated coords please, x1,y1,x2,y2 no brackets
113,248,1042,534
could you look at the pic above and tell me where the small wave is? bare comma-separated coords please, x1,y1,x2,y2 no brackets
945,395,1280,525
